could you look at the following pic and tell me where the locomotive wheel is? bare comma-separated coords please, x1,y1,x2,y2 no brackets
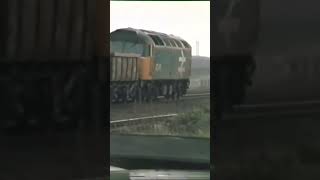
162,84,169,100
164,84,171,100
141,85,148,102
169,84,174,100
153,87,160,101
146,83,153,102
176,82,182,100
171,86,177,101
137,85,142,104
172,83,180,101
150,83,159,101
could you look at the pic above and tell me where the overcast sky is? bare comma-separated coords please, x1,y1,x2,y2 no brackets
110,1,210,57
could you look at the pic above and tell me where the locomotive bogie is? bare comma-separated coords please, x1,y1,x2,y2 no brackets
110,79,189,103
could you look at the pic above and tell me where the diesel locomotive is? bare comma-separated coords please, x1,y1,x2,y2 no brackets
110,28,192,103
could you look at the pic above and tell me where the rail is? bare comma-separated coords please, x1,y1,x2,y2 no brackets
154,92,210,101
184,92,210,98
111,113,178,127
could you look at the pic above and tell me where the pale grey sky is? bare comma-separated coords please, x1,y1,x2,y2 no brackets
110,1,210,57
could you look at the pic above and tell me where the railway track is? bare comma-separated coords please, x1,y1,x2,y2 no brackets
223,100,320,120
110,114,178,133
110,113,178,131
160,92,210,101
110,92,210,121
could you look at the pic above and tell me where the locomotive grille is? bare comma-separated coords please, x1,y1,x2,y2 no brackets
110,54,139,82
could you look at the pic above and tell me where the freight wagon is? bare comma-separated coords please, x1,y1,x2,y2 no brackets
214,0,320,114
0,0,107,131
110,28,192,103
0,0,107,179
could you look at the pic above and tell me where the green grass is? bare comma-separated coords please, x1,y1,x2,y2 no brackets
166,105,210,137
112,105,210,138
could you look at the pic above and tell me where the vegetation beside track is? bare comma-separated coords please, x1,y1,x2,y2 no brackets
111,105,210,138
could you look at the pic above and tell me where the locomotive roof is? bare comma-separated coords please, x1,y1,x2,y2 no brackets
111,28,191,49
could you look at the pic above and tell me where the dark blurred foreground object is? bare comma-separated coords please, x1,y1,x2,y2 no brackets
214,0,320,117
0,0,107,179
110,134,210,180
110,134,210,170
0,134,107,180
213,0,259,117
214,0,320,179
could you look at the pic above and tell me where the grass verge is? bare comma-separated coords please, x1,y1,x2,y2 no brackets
111,105,210,138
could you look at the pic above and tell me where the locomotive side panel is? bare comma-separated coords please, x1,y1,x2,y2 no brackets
152,47,192,80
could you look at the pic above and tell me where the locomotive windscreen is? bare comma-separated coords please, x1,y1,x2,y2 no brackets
111,41,147,56
110,29,151,56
